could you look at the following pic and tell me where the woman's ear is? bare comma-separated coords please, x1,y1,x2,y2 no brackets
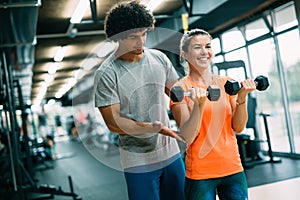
180,55,185,64
181,52,187,62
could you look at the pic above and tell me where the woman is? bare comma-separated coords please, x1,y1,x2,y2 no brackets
170,29,256,200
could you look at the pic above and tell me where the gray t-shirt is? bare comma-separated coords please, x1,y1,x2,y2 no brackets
94,48,180,170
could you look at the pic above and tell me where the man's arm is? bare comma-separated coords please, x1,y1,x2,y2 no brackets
98,104,160,135
98,103,185,142
165,79,178,96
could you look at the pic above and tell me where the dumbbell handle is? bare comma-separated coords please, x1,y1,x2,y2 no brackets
182,91,209,97
242,80,258,87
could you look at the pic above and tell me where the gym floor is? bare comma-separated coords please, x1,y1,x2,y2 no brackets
29,135,300,200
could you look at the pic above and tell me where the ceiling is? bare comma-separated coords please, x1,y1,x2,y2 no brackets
0,0,290,106
34,0,183,104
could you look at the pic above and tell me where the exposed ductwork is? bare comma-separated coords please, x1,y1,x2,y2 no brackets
0,0,40,102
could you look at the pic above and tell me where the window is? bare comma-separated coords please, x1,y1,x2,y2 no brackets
221,28,245,52
212,55,224,74
245,19,269,41
248,39,290,152
224,48,248,81
248,39,275,77
274,3,298,33
211,37,221,54
213,55,224,64
277,30,300,153
215,1,299,155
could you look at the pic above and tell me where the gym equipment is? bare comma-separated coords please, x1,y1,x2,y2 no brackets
224,75,269,95
26,175,82,200
259,112,281,163
0,51,81,200
170,85,221,102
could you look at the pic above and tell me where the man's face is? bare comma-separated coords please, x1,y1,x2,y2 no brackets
118,29,148,55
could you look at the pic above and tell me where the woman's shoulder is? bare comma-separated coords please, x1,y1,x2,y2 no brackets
174,76,191,91
214,75,232,84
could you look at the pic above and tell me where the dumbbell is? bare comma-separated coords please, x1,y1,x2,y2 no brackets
170,85,221,102
224,75,269,95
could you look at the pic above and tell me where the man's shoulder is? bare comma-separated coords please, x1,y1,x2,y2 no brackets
144,48,169,63
95,54,115,72
145,48,164,56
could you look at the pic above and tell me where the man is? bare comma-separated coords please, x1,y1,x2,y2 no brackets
94,1,185,200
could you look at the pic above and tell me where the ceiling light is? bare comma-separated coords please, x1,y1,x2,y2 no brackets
55,85,67,99
96,42,116,58
70,0,89,24
48,62,58,74
26,100,31,105
82,57,99,70
55,85,70,99
55,78,77,99
45,74,54,84
75,69,85,80
68,77,77,87
146,0,164,11
54,46,66,62
34,82,48,106
47,99,56,106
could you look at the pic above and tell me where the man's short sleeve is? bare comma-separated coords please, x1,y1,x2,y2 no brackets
157,51,179,85
94,65,120,108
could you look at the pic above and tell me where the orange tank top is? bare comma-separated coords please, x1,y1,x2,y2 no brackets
170,76,243,180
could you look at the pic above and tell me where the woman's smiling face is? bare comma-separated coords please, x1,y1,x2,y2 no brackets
182,34,213,70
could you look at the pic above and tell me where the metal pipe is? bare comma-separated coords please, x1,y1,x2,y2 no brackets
37,30,106,39
2,51,18,191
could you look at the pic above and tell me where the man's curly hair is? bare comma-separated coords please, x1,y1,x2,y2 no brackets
104,1,155,41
